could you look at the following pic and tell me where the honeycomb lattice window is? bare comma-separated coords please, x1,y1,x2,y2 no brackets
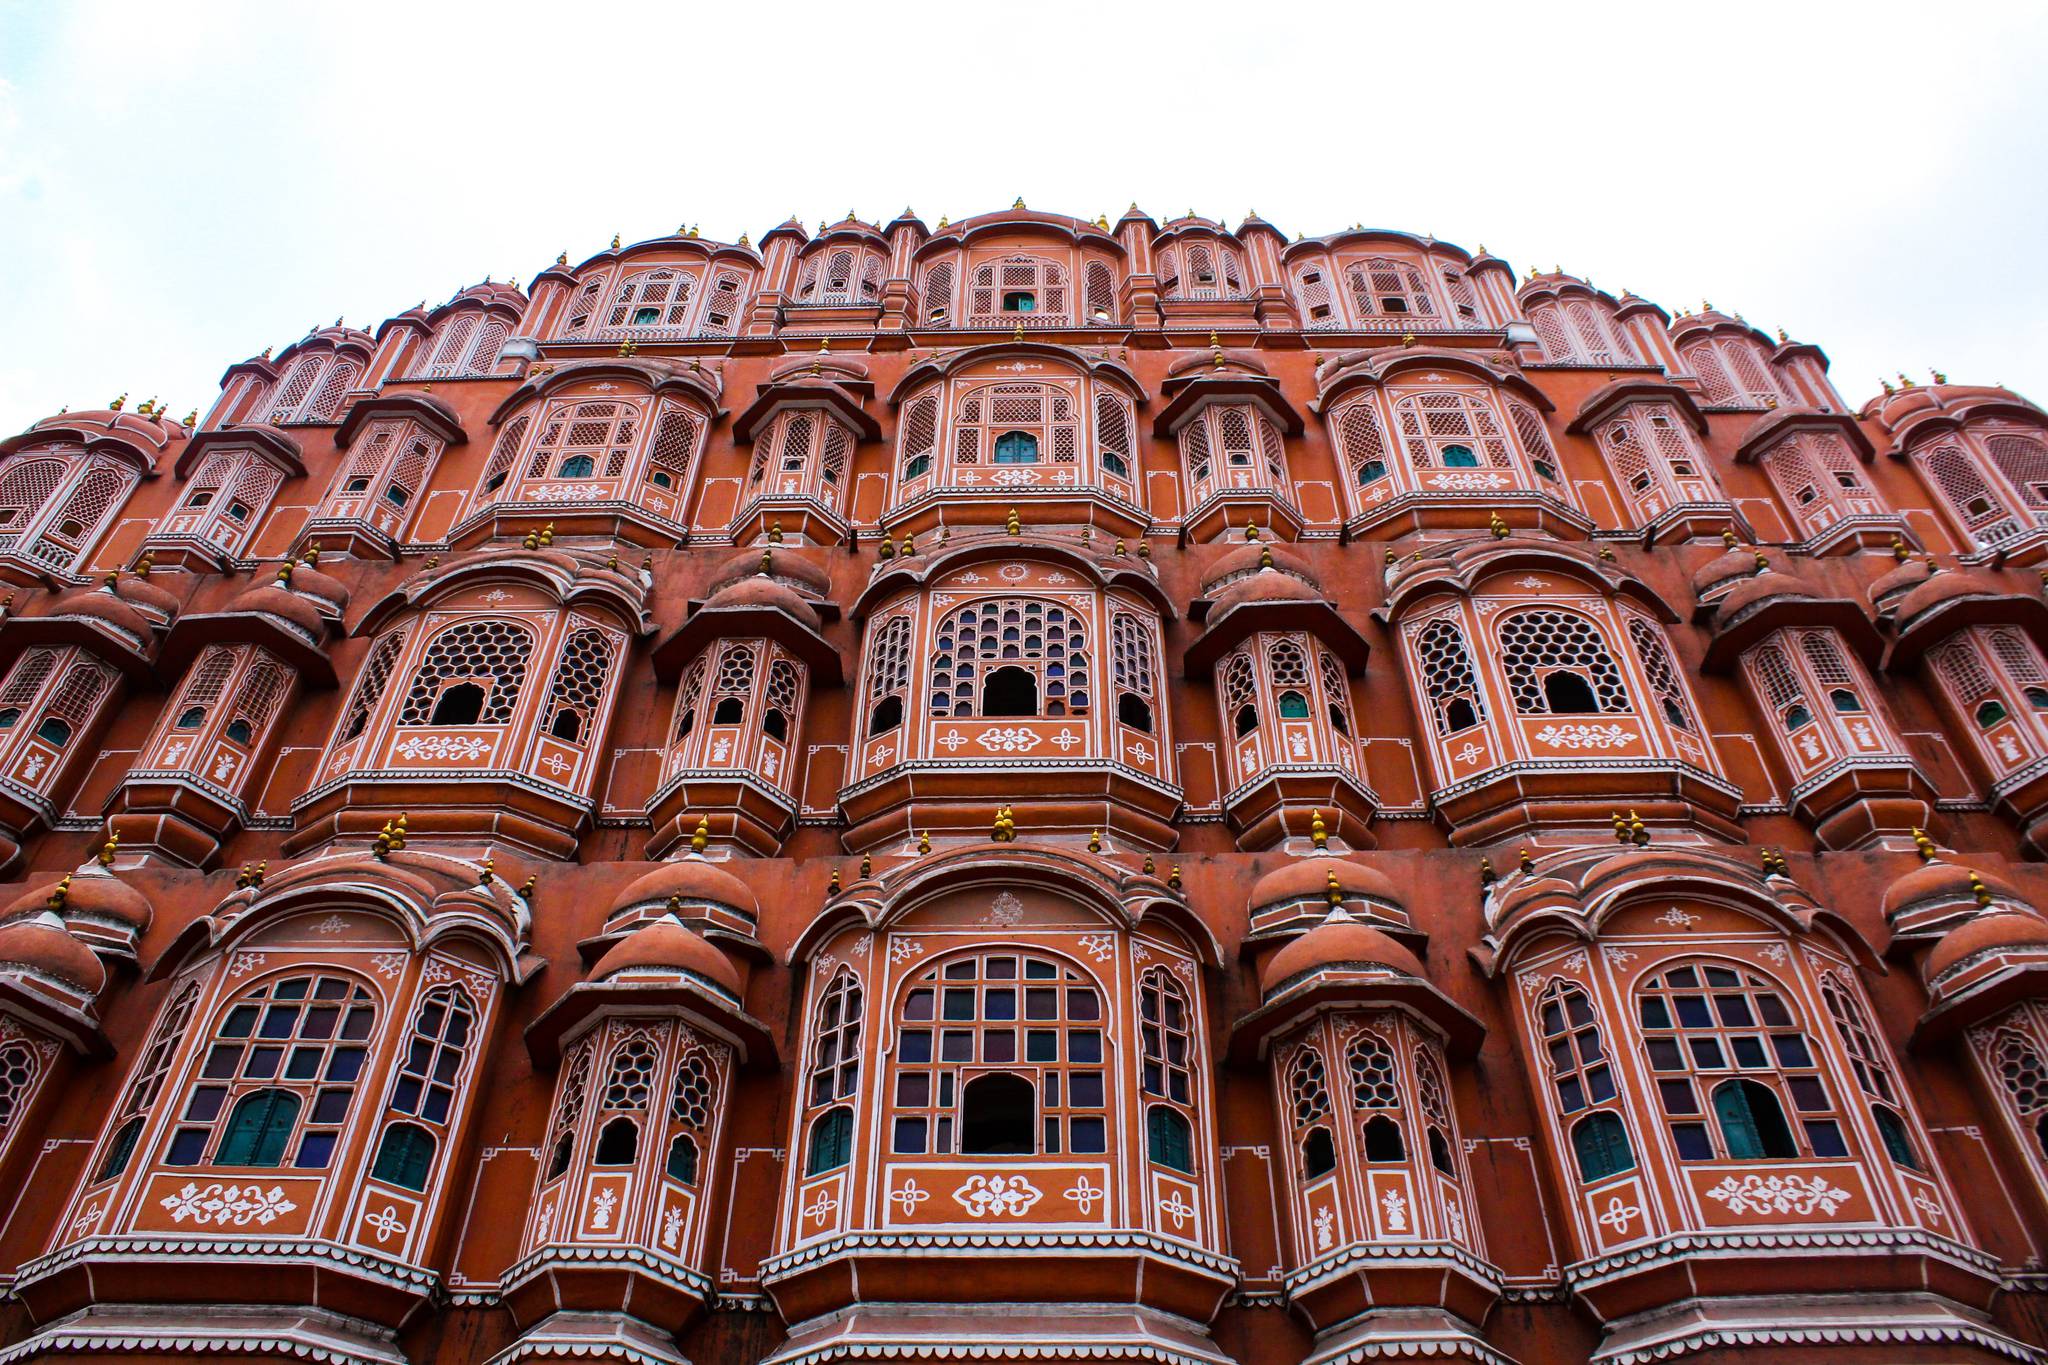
1498,610,1630,715
1269,638,1310,689
543,628,617,741
554,1043,594,1140
1416,1047,1452,1129
712,641,759,703
1628,616,1697,733
1991,629,2048,684
930,597,1089,718
1111,612,1155,699
1289,1045,1330,1125
1992,1028,2048,1115
602,1036,658,1111
1415,617,1485,734
0,1041,39,1129
0,648,57,705
1348,1032,1400,1110
670,655,708,745
398,621,535,726
671,1050,714,1128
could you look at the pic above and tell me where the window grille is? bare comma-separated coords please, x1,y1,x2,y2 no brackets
1532,308,1574,361
969,255,1069,325
1628,616,1698,733
543,628,617,742
921,262,955,323
607,269,697,331
1083,261,1115,322
476,415,531,502
929,597,1089,718
1094,390,1135,480
386,987,473,1128
1416,618,1485,734
698,271,745,336
1335,400,1391,486
1498,610,1630,715
1289,1045,1330,1125
397,621,535,726
1989,432,2048,508
1920,443,2019,545
0,1041,38,1131
340,629,408,742
1989,1028,2048,1160
1139,967,1193,1105
1348,1032,1400,1109
1111,612,1155,699
669,654,709,745
602,1036,658,1111
808,969,862,1108
1396,392,1512,470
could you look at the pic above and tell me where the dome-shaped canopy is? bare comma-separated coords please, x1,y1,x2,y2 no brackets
5,869,151,939
1925,911,2048,983
0,911,106,998
591,913,743,1001
1882,857,2027,926
707,546,832,600
1210,565,1323,613
43,584,155,643
700,574,821,630
224,582,327,638
110,568,181,620
1200,541,1316,599
1258,907,1428,998
1691,543,1768,600
1250,857,1404,919
609,857,762,928
1714,569,1817,621
1895,571,2015,630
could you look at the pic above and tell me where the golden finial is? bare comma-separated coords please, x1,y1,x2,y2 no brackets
1754,551,1769,573
479,851,494,886
1912,827,1937,862
1259,545,1274,570
877,533,896,561
1006,506,1021,536
275,559,295,585
538,523,555,547
607,553,619,571
1243,518,1259,543
425,555,441,569
617,337,638,357
1013,322,1026,342
1089,830,1102,854
98,830,120,866
690,817,710,855
1519,846,1534,873
667,894,684,915
1970,871,1992,908
46,873,72,912
234,862,254,889
768,516,785,545
1880,376,1895,395
1012,195,1026,209
1777,327,1790,343
828,867,841,894
1488,511,1509,539
1137,538,1150,559
737,232,750,248
1114,539,1127,556
184,409,198,426
899,533,914,557
135,397,153,415
1613,810,1631,844
108,392,127,411
936,215,948,230
688,223,700,238
1627,810,1648,846
1891,535,1909,562
523,529,540,550
1168,864,1182,891
1479,857,1496,886
610,233,621,249
1598,545,1617,562
373,819,395,860
519,875,537,903
918,830,931,855
556,250,568,266
860,852,872,879
1897,371,1915,389
1400,331,1417,347
1701,299,1713,313
1095,214,1109,230
1931,367,1947,384
1311,810,1328,850
1143,854,1156,876
1326,868,1343,906
1384,548,1398,566
991,804,1016,842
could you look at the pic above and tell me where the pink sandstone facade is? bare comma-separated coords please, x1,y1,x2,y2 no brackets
0,204,2041,1363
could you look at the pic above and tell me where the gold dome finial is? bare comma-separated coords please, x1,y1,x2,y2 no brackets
1310,809,1328,850
556,250,568,266
610,233,621,249
877,532,895,561
617,336,638,357
768,518,784,545
899,533,914,557
478,851,494,886
1488,511,1509,539
828,867,841,894
1244,518,1259,543
522,529,540,550
1006,506,1021,536
1088,830,1102,854
1013,195,1026,209
860,852,872,879
991,804,1016,843
519,875,537,903
1969,871,1993,908
1722,528,1738,549
1259,544,1274,570
1013,321,1025,342
108,392,127,411
45,873,71,913
690,817,709,855
1143,854,1156,876
1912,827,1937,862
1326,868,1343,906
918,830,931,855
1168,864,1182,891
1931,366,1947,384
758,548,773,577
1479,856,1496,886
1897,371,1916,389
1880,375,1895,394
1519,846,1534,873
1627,810,1648,846
538,522,555,547
1891,535,1909,562
98,830,120,866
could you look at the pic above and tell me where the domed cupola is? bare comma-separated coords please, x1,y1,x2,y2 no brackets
1882,833,2030,947
1246,849,1411,943
0,908,109,1054
1869,543,1934,620
593,845,766,954
1,844,152,962
1895,839,2048,1044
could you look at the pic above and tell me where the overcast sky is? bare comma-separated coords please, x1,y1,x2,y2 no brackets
3,0,2045,432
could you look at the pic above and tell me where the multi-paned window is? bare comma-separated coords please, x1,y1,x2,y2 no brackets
1537,980,1632,1182
929,598,1089,720
887,951,1105,1158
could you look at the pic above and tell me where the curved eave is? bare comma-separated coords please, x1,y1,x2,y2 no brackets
885,343,1145,407
173,425,308,479
0,617,155,687
413,292,527,333
1732,406,1876,465
850,543,1175,620
525,979,777,1070
1564,379,1709,437
1882,398,2048,457
1383,545,1680,622
1227,972,1483,1063
1913,963,2048,1046
271,332,376,369
486,361,722,428
914,211,1127,258
731,384,880,444
160,611,337,688
0,423,166,473
354,558,651,637
335,393,470,450
1183,599,1370,679
0,976,109,1057
1888,593,2048,669
1701,595,1883,672
1281,228,1473,263
1150,376,1305,438
560,238,763,280
1314,350,1553,415
650,604,843,686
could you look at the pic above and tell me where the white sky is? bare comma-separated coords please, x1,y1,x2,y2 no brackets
3,0,2045,432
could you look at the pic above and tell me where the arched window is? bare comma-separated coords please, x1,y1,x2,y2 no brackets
542,627,618,750
665,1048,715,1187
371,1123,436,1190
1347,1031,1404,1161
1416,618,1485,735
947,381,1078,471
1139,969,1193,1105
475,415,532,501
96,983,198,1182
543,1043,593,1182
1636,961,1845,1161
864,616,913,737
1148,1106,1194,1173
1415,1048,1459,1178
1820,974,1918,1169
591,1035,655,1166
809,969,862,1108
968,255,1069,325
898,393,940,480
166,973,374,1170
1335,400,1392,488
1224,652,1259,738
398,621,536,727
1345,258,1436,317
890,950,1105,1156
1537,981,1618,1120
595,1116,639,1164
994,431,1039,464
1320,652,1356,738
929,598,1089,719
1289,1045,1333,1180
920,262,955,325
384,987,472,1128
1112,612,1157,735
1499,610,1630,716
982,666,1039,717
606,268,697,332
